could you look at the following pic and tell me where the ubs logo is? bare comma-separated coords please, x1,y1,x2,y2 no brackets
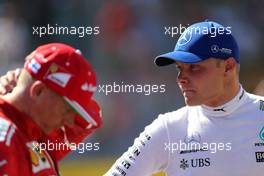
180,158,211,170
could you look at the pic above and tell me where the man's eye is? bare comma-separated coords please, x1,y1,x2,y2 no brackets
190,65,200,71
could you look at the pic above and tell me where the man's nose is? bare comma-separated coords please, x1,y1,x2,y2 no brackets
64,113,76,127
177,70,189,84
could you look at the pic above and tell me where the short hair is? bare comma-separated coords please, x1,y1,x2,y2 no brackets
215,59,240,75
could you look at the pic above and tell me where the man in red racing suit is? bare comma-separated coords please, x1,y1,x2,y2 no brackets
0,43,102,175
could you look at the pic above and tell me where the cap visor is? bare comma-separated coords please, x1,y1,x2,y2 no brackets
155,51,207,66
64,97,98,127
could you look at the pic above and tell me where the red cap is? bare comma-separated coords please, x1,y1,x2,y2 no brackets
74,98,103,130
24,43,101,128
46,98,103,161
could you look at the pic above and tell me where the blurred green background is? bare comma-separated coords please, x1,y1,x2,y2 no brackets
60,158,165,176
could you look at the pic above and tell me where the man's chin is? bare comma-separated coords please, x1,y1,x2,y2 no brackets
184,98,201,106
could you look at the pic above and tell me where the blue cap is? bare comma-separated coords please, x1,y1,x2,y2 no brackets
155,21,240,66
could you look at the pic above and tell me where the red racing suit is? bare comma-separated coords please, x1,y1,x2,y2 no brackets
0,98,102,176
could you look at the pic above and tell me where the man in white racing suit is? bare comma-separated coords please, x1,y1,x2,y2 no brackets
105,20,264,175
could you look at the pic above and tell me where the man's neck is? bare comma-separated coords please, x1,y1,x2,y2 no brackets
204,82,240,107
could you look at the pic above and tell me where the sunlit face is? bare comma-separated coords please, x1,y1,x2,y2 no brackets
34,86,76,134
176,58,226,106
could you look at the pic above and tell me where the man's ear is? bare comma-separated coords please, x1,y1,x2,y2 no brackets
224,57,237,74
29,81,46,99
